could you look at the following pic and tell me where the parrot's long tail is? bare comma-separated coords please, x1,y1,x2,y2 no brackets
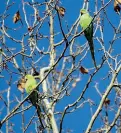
30,93,45,130
35,104,45,130
88,40,97,69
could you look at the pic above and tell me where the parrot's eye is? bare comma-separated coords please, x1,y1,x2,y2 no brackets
24,78,28,82
81,12,83,15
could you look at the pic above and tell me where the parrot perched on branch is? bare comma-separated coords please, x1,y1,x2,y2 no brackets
80,9,97,69
17,74,44,129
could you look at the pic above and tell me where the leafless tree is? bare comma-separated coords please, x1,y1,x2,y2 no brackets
0,0,121,133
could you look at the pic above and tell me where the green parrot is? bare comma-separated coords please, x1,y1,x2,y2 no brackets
17,74,44,129
80,9,97,69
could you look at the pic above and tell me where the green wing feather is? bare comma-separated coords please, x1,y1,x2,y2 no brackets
84,24,97,69
25,75,44,128
80,9,97,69
25,74,37,94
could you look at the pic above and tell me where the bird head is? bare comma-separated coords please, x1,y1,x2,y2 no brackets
25,74,34,79
80,9,88,15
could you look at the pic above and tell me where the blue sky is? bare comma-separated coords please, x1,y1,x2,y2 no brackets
0,0,120,133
